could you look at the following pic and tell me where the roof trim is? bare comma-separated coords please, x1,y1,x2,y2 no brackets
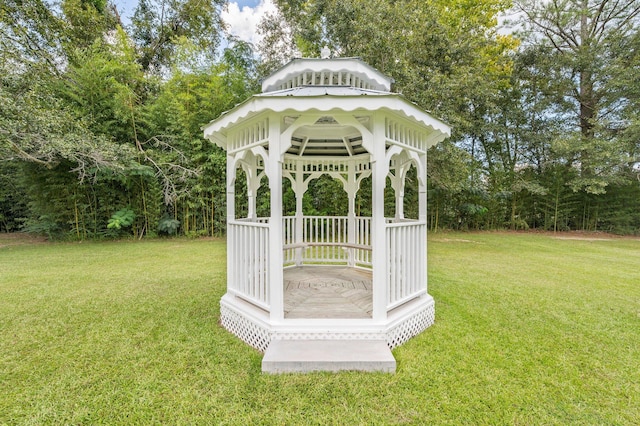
203,94,451,150
261,58,394,93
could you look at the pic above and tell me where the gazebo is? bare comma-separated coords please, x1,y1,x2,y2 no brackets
203,56,450,372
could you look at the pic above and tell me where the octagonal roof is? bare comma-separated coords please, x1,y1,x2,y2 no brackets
203,58,451,154
261,57,394,93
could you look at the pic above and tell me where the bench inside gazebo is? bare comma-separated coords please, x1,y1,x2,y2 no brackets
203,55,450,373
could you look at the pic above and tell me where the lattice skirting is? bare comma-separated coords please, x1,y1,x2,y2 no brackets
220,297,435,352
220,304,272,352
386,300,435,349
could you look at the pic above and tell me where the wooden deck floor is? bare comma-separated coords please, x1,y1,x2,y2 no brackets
284,266,372,319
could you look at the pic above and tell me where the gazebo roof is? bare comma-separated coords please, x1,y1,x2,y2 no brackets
257,86,389,97
203,57,451,155
261,57,394,92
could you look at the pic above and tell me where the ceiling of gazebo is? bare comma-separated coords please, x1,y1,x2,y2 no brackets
284,116,366,157
287,136,366,156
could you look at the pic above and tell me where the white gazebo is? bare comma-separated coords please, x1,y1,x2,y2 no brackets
204,57,450,372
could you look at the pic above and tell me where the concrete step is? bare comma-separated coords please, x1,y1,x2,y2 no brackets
262,339,396,373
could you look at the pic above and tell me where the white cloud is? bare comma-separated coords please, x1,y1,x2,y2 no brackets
222,0,278,47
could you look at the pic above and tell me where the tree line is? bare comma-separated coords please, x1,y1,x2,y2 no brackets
1,0,639,238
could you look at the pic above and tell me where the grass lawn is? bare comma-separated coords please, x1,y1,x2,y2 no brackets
1,232,639,425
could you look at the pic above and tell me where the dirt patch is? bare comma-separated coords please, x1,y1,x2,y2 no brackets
547,230,639,241
432,238,476,243
553,236,614,241
431,230,640,241
0,233,48,248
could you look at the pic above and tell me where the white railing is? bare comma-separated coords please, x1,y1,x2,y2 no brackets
228,221,270,310
228,216,425,313
282,216,372,266
303,216,349,263
303,216,348,244
282,216,296,265
386,221,426,310
236,217,270,223
355,216,372,266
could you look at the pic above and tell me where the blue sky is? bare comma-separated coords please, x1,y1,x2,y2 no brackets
236,0,261,7
113,0,273,45
114,0,262,20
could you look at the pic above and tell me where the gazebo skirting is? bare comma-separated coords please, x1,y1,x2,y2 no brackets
222,215,433,352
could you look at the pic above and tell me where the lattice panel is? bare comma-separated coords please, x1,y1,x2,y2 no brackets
386,303,435,349
220,298,435,352
220,304,271,352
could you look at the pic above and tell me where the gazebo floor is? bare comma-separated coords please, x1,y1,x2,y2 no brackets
284,266,372,319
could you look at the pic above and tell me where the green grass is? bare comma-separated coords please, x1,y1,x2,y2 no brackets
1,232,639,425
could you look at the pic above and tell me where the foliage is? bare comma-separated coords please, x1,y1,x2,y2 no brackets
0,162,28,232
145,39,259,235
0,70,134,181
107,208,135,230
0,0,259,239
158,215,180,235
1,0,640,237
0,0,67,73
514,0,640,193
131,0,226,73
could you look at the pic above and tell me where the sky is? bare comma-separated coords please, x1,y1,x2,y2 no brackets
221,0,277,46
113,0,276,47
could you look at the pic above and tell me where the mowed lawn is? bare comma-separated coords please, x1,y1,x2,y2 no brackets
1,232,639,425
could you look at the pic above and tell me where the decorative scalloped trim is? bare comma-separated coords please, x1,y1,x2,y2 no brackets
203,96,451,144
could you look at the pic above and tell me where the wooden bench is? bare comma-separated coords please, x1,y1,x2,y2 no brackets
283,242,371,251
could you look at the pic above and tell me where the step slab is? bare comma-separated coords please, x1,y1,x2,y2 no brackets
262,339,396,373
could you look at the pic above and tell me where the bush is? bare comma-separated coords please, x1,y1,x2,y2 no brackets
158,216,180,235
107,208,135,230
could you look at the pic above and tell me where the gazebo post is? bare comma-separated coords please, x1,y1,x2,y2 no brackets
226,153,236,298
389,163,405,221
294,161,305,266
370,115,388,322
419,152,428,294
244,161,259,220
267,115,284,321
419,153,427,222
346,159,357,267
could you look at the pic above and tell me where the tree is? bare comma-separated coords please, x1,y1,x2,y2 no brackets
0,69,134,180
145,39,259,235
131,0,226,73
61,0,118,53
516,0,640,193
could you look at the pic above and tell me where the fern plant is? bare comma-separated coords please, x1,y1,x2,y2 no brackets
158,215,180,235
